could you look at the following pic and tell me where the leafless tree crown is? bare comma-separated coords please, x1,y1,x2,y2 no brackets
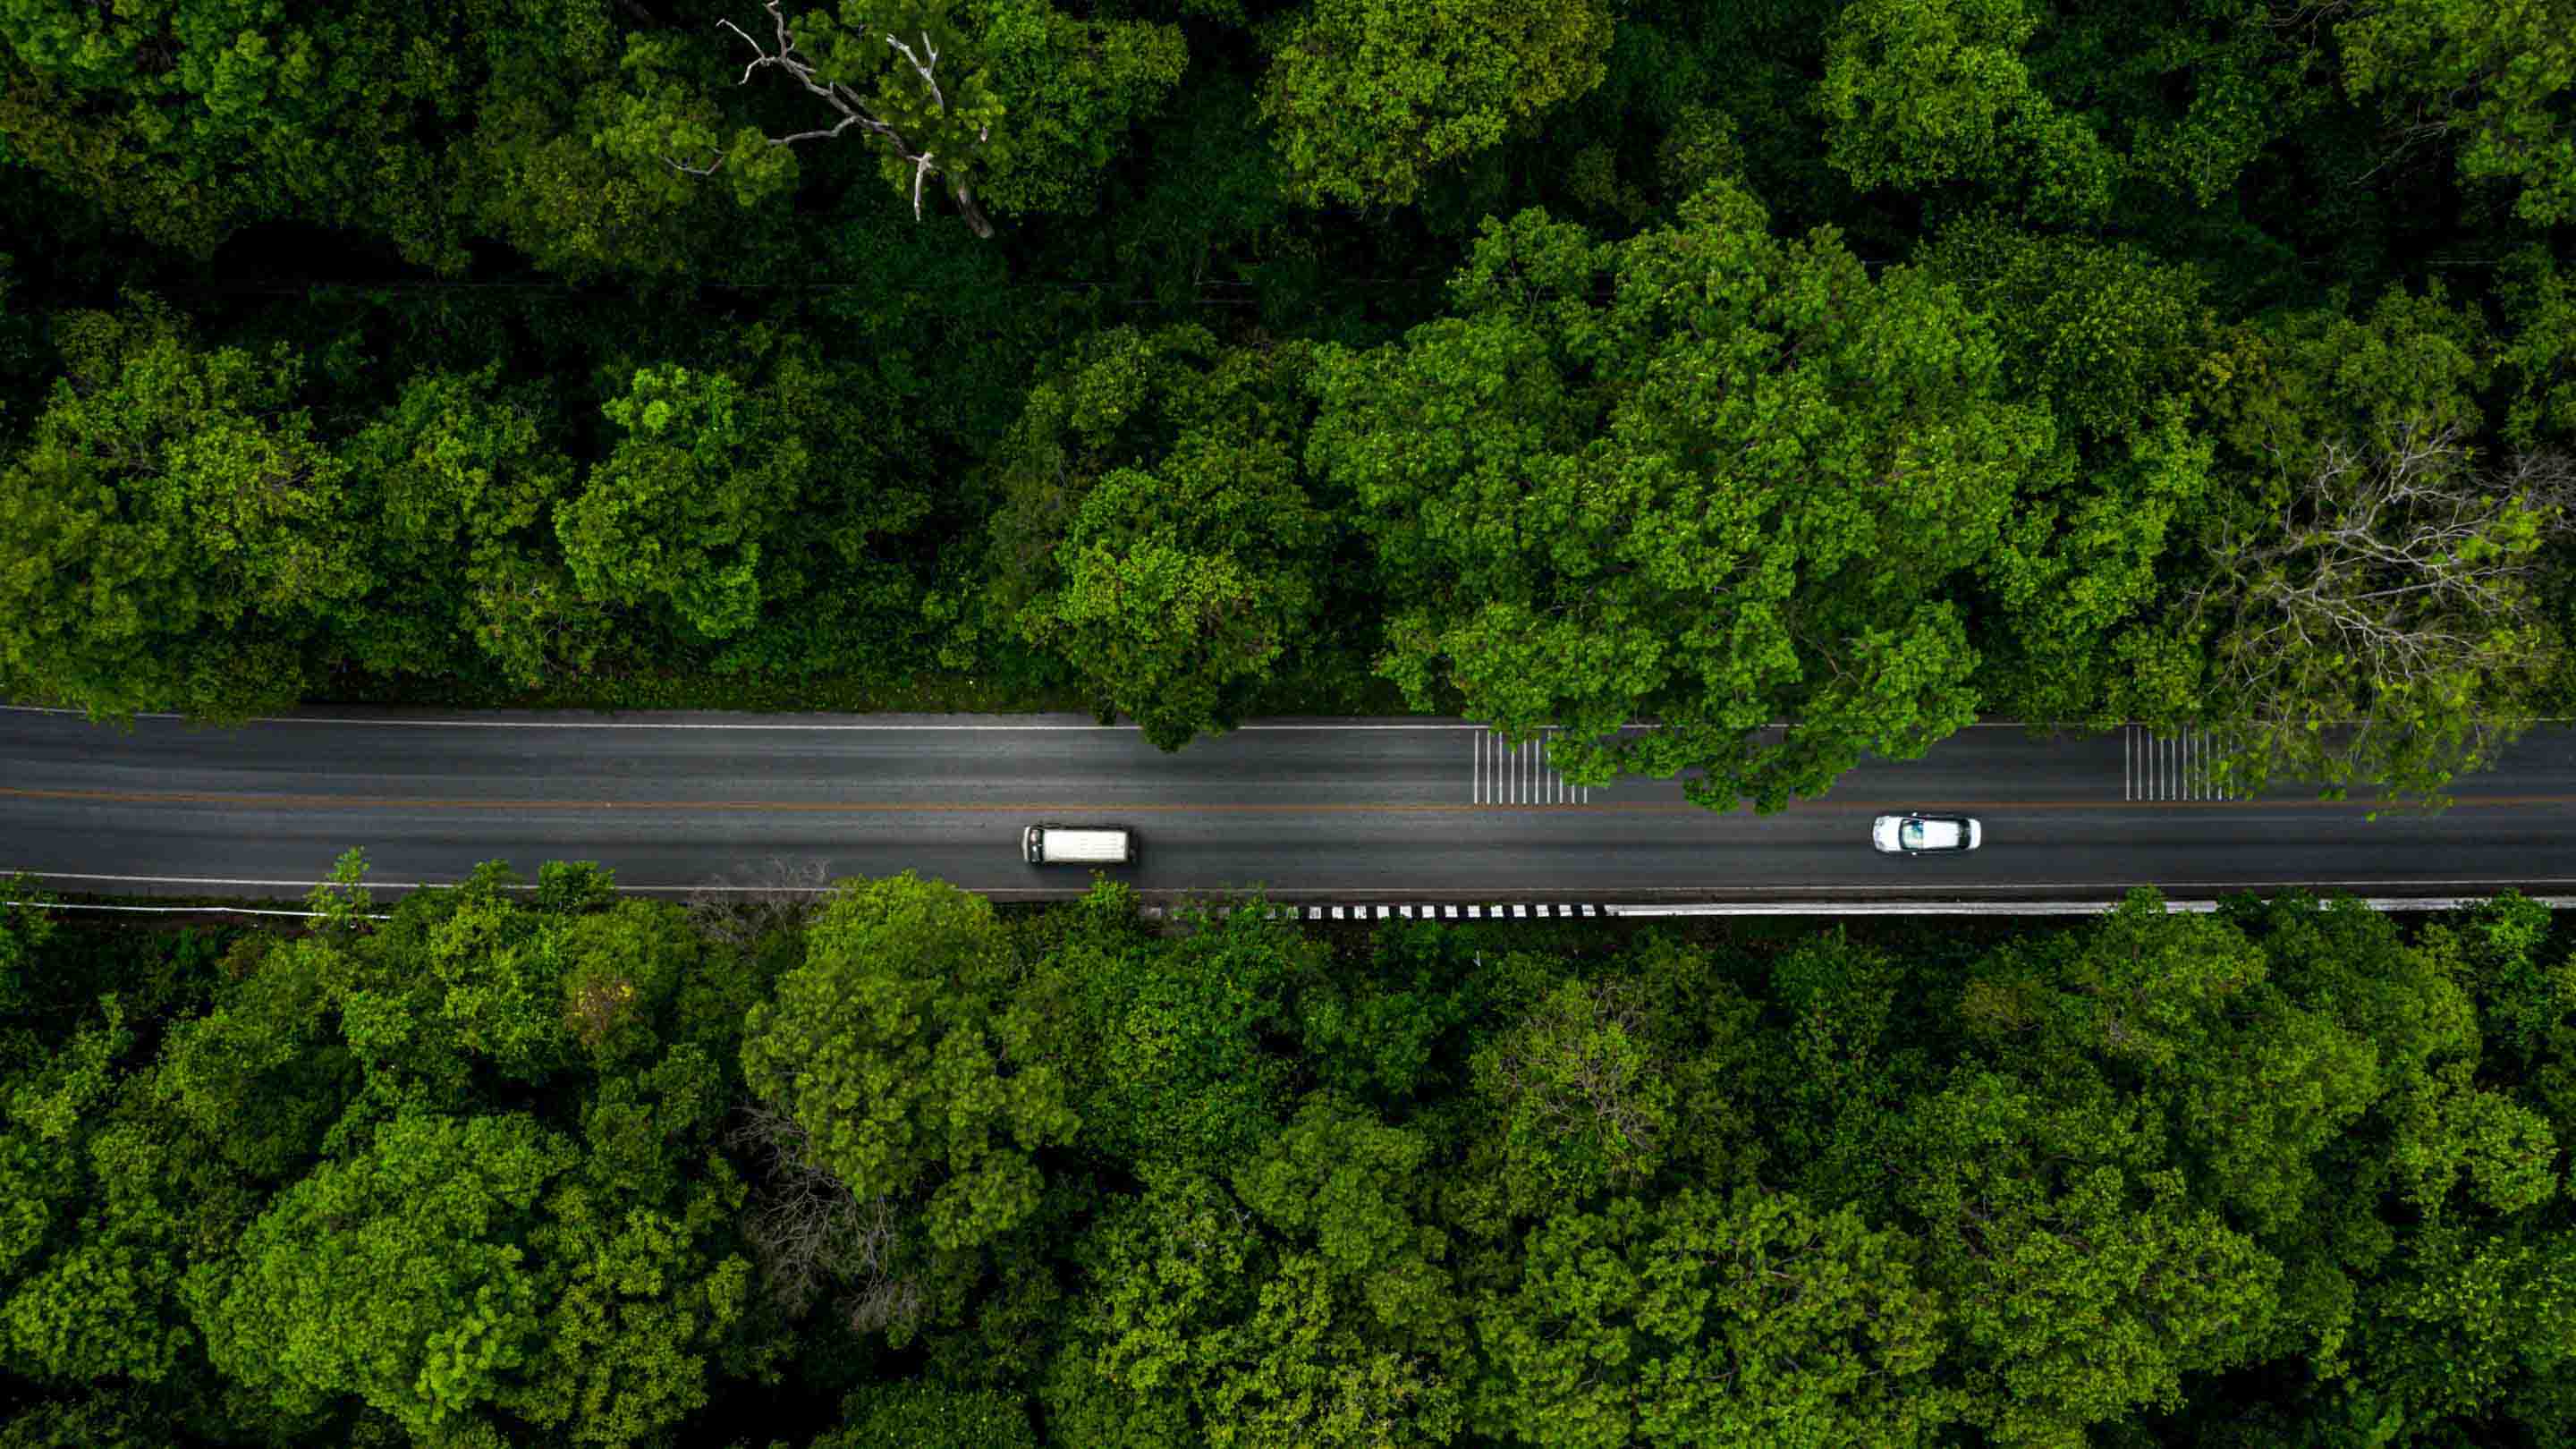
2196,429,2572,674
686,855,831,948
729,1101,926,1335
2184,426,2576,795
673,1,996,237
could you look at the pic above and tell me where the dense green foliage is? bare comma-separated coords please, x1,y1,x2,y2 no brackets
4,871,2576,1445
5,0,2576,801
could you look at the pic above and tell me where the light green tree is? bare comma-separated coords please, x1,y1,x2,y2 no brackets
2144,287,2572,802
1473,1190,1958,1447
559,363,802,642
1818,0,2120,221
1029,462,1322,750
187,1111,576,1438
1260,0,1614,207
1469,979,1674,1215
1899,1075,2281,1445
0,303,367,718
741,874,1076,1252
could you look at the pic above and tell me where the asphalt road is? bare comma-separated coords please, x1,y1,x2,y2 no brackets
4,705,2573,902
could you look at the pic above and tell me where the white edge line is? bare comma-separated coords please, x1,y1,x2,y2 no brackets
15,872,2576,906
12,704,2573,739
0,704,2131,733
1602,898,2576,917
13,896,2572,921
3,901,392,919
26,869,2576,891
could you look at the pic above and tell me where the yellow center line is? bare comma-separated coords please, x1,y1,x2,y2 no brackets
4,786,2570,812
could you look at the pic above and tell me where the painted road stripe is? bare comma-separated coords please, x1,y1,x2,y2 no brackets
17,895,2572,923
9,785,2566,813
30,867,2576,894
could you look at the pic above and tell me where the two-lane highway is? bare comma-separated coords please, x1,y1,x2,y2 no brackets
4,706,2573,901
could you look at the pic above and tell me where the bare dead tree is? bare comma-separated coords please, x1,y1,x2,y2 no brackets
728,1101,925,1334
674,1,996,238
2182,427,2576,799
686,855,832,949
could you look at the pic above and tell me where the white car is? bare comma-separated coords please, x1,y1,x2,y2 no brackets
1872,814,1982,854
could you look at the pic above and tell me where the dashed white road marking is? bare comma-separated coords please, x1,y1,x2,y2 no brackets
2125,725,2234,801
1473,728,1590,804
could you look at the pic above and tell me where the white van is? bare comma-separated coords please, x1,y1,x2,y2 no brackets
1022,824,1136,866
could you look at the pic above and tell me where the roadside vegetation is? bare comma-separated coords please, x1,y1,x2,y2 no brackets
3,869,2573,1445
4,0,2576,804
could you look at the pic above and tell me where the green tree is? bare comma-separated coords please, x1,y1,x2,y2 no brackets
559,329,934,671
1229,1097,1459,1347
1044,901,1306,1174
1899,1075,2281,1445
1013,343,1328,748
1472,1190,1958,1447
0,0,467,261
0,1002,199,1389
0,0,776,277
0,886,49,1019
986,327,1333,742
515,1047,773,1448
339,368,597,688
187,1111,576,1437
464,7,764,278
1307,186,2055,809
2021,0,2319,212
2499,245,2576,450
1818,0,2120,222
1260,0,1614,207
0,302,367,717
2333,0,2576,225
154,938,356,1181
819,1382,1038,1447
1055,1144,1465,1449
741,874,1075,1253
1922,220,2215,444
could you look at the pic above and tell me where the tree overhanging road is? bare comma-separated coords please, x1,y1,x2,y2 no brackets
4,705,2574,902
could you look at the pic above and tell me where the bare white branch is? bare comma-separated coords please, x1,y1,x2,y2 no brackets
2180,426,2576,797
671,2,996,238
886,30,945,112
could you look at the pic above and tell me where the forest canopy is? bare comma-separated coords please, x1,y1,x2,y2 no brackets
2,870,2574,1445
5,0,2576,803
10,5,2576,1442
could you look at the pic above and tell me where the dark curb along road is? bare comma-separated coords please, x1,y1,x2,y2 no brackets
4,706,2574,909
